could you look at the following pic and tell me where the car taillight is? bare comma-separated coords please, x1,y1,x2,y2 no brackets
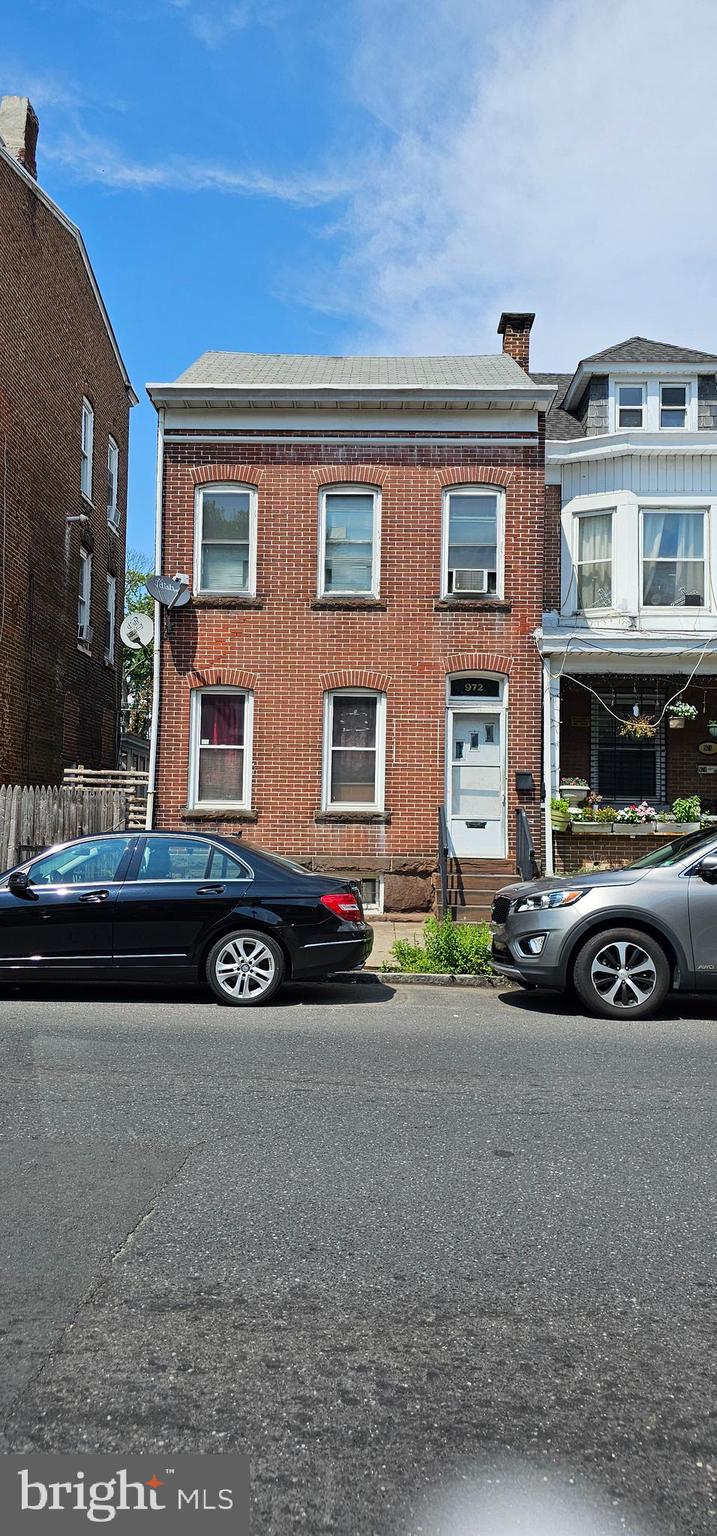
320,892,362,923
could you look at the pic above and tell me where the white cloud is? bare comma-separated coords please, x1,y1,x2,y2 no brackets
327,0,717,366
165,0,287,48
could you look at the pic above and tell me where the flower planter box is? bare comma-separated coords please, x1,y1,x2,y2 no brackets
655,821,700,837
571,822,605,835
611,822,656,835
551,814,570,832
560,785,588,807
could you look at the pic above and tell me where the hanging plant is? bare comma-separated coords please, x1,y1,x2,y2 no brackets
619,714,656,740
667,701,698,720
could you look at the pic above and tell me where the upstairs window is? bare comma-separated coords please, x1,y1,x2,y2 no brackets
107,437,120,527
642,510,705,607
576,512,613,609
195,485,256,595
617,384,644,428
81,398,94,500
189,688,253,807
660,383,687,428
77,549,92,648
443,487,502,596
105,573,116,663
319,487,379,596
323,691,385,810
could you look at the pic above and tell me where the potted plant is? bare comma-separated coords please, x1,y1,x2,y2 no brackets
550,796,571,831
613,802,657,834
569,804,618,835
559,776,589,807
619,715,656,740
656,796,702,836
667,701,698,730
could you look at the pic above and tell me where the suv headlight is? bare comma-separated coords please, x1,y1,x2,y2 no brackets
512,888,587,913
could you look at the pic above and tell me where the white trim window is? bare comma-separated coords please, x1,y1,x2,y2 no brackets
77,548,92,647
357,876,384,914
442,486,503,596
107,437,120,527
617,383,645,429
194,484,257,595
189,687,253,808
105,573,116,663
660,382,688,429
576,511,613,609
322,690,386,810
641,508,706,608
81,397,94,500
318,485,380,597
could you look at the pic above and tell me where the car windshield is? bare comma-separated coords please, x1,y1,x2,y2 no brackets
627,826,717,869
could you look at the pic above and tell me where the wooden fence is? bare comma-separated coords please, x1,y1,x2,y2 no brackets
62,766,149,829
0,785,130,870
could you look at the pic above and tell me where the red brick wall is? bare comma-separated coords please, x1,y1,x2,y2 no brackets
0,154,130,783
544,483,562,611
554,830,676,873
155,425,546,895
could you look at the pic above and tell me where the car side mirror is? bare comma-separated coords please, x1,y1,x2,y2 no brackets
697,854,717,884
8,870,33,898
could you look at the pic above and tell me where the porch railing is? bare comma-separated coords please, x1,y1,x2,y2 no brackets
437,805,449,917
516,807,539,881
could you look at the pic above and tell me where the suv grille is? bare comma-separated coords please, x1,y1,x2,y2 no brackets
491,895,510,924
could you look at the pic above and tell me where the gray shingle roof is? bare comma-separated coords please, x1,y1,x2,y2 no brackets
580,336,717,367
173,350,535,391
531,373,585,439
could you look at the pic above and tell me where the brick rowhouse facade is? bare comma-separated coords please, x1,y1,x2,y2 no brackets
149,317,551,914
0,97,135,784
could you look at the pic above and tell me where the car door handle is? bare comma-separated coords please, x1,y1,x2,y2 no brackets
196,884,226,895
78,889,110,903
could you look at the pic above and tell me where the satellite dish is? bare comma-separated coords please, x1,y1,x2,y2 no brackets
120,611,154,650
146,573,191,609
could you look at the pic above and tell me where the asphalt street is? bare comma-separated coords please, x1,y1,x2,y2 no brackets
0,978,715,1535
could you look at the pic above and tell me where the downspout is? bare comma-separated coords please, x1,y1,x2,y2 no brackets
542,651,554,876
145,406,164,830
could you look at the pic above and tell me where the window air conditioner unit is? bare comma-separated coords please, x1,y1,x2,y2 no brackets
453,568,490,593
78,622,93,644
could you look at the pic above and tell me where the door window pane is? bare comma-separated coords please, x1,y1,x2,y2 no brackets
642,511,705,606
200,490,252,592
330,695,377,803
29,837,133,885
323,491,376,593
139,837,211,880
194,692,247,805
577,513,612,608
447,492,498,593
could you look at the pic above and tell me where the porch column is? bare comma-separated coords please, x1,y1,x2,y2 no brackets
542,656,561,876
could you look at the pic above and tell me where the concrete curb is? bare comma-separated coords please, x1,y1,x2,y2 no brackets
331,970,502,989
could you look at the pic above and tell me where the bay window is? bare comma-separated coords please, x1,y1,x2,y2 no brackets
323,691,385,810
189,688,253,807
443,487,502,596
576,512,613,609
642,510,705,607
319,486,379,596
195,485,256,595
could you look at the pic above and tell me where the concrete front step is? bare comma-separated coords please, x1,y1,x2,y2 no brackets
448,905,495,922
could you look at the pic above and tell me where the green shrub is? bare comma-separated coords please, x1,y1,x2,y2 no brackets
671,795,701,823
387,914,493,974
551,796,569,815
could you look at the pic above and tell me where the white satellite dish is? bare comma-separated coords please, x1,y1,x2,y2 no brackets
120,611,154,650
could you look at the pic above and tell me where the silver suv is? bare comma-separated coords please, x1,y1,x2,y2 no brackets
491,828,717,1019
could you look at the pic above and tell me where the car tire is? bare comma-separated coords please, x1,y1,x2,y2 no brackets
205,928,286,1006
573,927,670,1020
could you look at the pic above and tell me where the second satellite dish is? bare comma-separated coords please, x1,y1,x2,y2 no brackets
120,612,154,650
146,574,191,609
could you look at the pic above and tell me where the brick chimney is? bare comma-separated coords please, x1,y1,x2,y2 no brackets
497,311,535,373
0,96,39,180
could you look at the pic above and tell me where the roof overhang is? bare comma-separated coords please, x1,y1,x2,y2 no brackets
146,381,555,413
563,359,717,412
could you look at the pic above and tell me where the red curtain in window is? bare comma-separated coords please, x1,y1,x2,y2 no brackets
200,695,244,746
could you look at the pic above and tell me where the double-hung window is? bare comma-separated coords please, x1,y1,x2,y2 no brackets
189,688,253,808
442,487,502,596
107,437,120,527
81,398,94,500
642,509,706,607
617,384,644,429
78,549,92,647
195,485,257,595
323,691,385,810
105,573,116,663
660,383,687,428
576,512,613,609
319,486,379,596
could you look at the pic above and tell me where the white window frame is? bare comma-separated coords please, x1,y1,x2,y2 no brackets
81,397,94,501
78,548,92,649
616,381,646,430
188,686,254,810
639,506,708,612
441,485,505,599
105,573,116,664
358,876,384,914
193,482,258,597
317,484,381,599
573,507,615,613
107,437,120,528
322,689,386,812
659,381,689,430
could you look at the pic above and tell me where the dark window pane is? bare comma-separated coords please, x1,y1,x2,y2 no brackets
332,696,376,749
330,749,376,802
200,695,245,747
202,491,251,541
619,386,643,407
140,837,210,880
201,544,249,591
661,386,686,407
29,837,133,885
618,407,643,426
198,748,245,802
209,847,251,879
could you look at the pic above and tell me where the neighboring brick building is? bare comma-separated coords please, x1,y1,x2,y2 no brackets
147,315,551,916
0,96,136,784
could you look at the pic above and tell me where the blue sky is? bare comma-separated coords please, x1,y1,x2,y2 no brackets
3,0,717,556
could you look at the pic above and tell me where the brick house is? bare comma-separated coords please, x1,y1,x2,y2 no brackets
534,338,717,872
0,96,136,784
146,314,552,918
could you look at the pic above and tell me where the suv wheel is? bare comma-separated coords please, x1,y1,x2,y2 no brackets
206,929,285,1006
573,928,670,1020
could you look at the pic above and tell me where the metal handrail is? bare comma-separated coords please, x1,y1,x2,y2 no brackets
516,807,539,881
437,805,449,917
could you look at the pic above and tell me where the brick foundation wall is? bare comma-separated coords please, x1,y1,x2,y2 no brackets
554,830,676,872
155,428,546,908
0,154,130,783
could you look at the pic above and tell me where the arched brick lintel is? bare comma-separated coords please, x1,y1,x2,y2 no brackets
446,653,513,676
319,669,390,692
434,466,514,489
186,667,257,690
309,465,388,487
189,465,265,486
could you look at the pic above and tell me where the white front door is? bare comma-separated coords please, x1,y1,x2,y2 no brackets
447,709,505,857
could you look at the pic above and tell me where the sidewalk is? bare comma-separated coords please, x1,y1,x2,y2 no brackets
368,919,426,967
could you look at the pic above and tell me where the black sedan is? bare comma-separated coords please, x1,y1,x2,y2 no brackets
0,831,373,1004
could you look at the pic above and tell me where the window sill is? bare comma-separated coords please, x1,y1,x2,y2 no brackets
81,493,95,509
434,596,512,613
310,597,386,611
181,806,258,822
192,594,265,609
107,517,121,536
314,809,391,825
77,643,92,656
104,657,115,669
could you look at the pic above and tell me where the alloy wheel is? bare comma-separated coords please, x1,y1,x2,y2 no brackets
590,940,657,1010
214,935,276,1000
